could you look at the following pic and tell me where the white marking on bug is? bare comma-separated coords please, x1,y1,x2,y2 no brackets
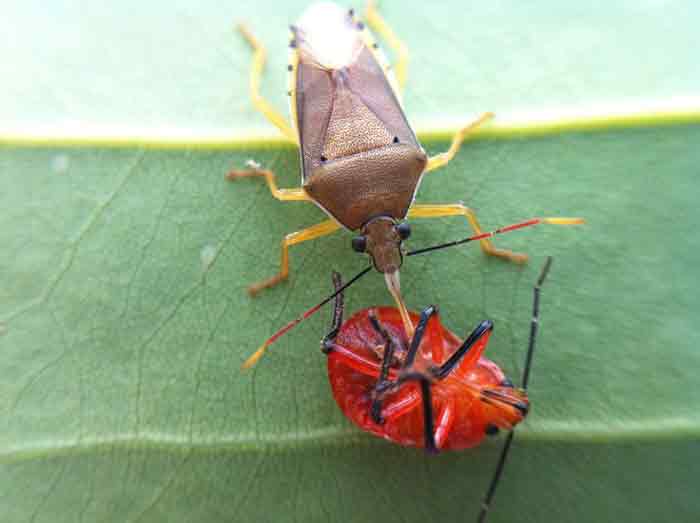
244,159,261,170
51,154,69,173
200,244,218,272
296,2,362,70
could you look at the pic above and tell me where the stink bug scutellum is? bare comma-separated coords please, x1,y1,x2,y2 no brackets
322,257,554,522
230,2,582,368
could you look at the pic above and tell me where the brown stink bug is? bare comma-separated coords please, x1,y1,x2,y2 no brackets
229,2,582,367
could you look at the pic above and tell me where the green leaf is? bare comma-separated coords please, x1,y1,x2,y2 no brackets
2,2,699,522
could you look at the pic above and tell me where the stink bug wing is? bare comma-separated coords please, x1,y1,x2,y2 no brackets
295,61,335,176
342,45,421,150
292,4,421,181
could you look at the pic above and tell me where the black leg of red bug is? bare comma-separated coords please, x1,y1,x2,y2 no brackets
476,256,553,523
393,305,440,452
321,271,346,353
394,310,496,453
408,314,494,454
403,305,438,368
363,303,440,451
367,311,397,424
431,320,494,380
419,378,438,453
387,373,439,453
521,256,553,389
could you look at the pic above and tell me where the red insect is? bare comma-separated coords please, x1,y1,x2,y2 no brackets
322,258,553,521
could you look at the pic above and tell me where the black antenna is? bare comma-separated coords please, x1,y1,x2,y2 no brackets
241,266,372,369
321,271,346,351
476,256,553,523
407,218,582,258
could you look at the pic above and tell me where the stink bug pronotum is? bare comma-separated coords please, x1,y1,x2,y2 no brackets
322,257,554,522
230,2,582,368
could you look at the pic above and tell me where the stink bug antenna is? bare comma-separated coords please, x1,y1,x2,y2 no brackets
241,266,372,370
476,257,553,523
406,218,583,258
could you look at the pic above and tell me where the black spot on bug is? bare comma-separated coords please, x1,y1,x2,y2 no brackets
393,136,399,144
485,424,499,436
321,338,335,354
352,236,367,253
287,64,293,71
320,155,328,162
356,21,365,30
289,40,297,48
372,43,379,49
287,91,292,97
348,8,355,17
396,222,411,240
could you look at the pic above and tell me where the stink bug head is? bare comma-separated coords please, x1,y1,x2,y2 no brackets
359,216,408,274
352,215,414,337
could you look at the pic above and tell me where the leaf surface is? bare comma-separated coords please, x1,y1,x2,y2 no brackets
1,1,699,522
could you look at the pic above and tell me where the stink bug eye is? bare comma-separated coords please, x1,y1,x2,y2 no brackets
351,235,367,253
396,222,411,240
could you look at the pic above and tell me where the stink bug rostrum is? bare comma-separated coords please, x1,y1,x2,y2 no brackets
323,257,554,522
230,2,582,367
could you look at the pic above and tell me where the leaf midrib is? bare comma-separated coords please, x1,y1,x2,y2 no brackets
0,109,699,150
2,415,699,466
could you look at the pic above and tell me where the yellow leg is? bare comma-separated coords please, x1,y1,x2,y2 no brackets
408,204,528,263
425,112,495,173
247,219,341,296
237,24,297,142
364,0,409,90
227,160,309,202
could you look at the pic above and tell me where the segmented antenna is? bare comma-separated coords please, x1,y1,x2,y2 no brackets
241,266,372,369
241,213,575,371
407,218,583,258
476,256,553,523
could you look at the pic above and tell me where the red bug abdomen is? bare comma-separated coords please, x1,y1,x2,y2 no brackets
326,307,514,451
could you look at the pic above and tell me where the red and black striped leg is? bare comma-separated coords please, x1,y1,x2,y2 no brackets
476,257,553,523
321,271,345,353
401,305,439,452
370,304,437,414
404,305,438,368
369,305,440,453
432,320,494,380
419,378,438,453
367,311,397,424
